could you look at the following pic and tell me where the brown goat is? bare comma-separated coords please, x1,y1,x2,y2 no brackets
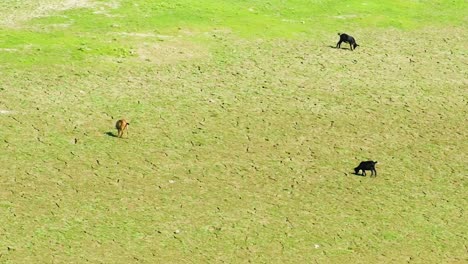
115,119,129,138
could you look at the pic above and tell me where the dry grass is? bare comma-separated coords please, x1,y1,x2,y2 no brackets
1,27,467,262
0,0,93,27
0,0,466,262
135,39,210,64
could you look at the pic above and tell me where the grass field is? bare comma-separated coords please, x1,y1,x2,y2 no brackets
0,0,467,263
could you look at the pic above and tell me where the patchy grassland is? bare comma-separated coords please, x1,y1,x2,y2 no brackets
0,0,467,263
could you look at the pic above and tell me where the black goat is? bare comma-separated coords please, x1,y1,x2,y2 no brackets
336,33,359,51
354,161,377,177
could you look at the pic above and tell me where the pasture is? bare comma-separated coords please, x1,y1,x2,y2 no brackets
0,0,467,263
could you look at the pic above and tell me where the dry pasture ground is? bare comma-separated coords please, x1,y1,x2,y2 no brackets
1,28,466,263
0,1,467,263
0,0,93,27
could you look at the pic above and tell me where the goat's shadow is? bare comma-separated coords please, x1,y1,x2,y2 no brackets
351,172,366,177
105,132,118,137
329,45,351,50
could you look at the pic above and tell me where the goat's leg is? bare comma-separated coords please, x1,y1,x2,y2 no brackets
336,41,342,48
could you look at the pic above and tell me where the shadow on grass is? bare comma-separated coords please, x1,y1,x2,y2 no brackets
351,172,366,177
329,45,352,50
105,132,118,137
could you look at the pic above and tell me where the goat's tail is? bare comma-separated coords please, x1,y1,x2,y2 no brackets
374,161,378,164
338,33,341,36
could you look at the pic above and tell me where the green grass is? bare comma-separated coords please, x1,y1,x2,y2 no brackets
1,0,467,68
1,0,467,263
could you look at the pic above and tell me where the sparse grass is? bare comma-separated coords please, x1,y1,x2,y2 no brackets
0,0,467,263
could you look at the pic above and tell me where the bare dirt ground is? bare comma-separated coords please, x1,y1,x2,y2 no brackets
0,0,96,27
